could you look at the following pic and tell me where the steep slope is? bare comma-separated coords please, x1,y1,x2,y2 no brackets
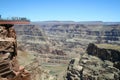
14,24,49,53
16,48,56,80
87,43,120,70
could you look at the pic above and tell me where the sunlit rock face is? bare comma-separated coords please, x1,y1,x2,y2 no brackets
0,25,30,80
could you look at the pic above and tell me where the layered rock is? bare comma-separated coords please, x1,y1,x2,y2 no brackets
39,22,120,46
0,24,30,80
14,24,50,54
87,43,120,70
65,54,120,80
14,24,70,65
65,43,120,80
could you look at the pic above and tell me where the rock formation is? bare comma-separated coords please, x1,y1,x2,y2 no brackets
65,43,120,80
12,22,120,79
87,43,120,70
65,54,120,80
0,24,30,80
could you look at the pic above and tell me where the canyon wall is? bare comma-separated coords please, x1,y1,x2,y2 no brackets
65,43,120,80
0,24,30,80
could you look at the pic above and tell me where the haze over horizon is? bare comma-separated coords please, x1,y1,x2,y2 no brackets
0,0,119,22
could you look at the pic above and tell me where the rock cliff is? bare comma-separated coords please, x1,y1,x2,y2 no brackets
66,54,120,80
87,43,120,70
0,24,30,80
65,43,120,80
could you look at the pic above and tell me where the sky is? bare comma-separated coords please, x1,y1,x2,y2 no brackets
0,0,119,21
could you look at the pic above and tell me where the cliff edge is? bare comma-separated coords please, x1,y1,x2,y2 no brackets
65,43,120,80
0,24,30,80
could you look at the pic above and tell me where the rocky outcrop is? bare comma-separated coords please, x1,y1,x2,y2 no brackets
65,54,120,80
66,58,83,80
87,43,120,70
65,43,120,80
0,24,30,80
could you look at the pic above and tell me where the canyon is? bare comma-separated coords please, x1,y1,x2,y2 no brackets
0,21,119,80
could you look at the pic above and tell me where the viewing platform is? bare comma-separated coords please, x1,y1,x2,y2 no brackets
0,20,30,25
0,15,30,24
0,16,30,27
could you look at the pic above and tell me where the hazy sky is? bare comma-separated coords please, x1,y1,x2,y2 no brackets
0,0,119,21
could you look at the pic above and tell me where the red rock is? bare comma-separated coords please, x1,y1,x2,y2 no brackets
0,24,31,80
